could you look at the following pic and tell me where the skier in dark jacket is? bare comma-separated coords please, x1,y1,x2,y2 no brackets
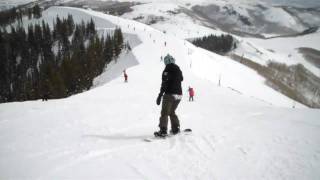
123,70,128,82
155,54,183,137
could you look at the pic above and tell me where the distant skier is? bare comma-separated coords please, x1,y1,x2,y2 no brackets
42,92,49,101
188,86,194,101
123,70,128,83
42,84,49,101
155,54,183,137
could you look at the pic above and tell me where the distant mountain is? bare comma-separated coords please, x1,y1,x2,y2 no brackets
191,3,320,38
260,0,320,8
30,0,319,38
0,0,35,10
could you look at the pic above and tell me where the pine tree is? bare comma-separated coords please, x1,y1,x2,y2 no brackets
0,30,7,102
86,18,96,38
27,8,32,19
33,4,42,19
104,34,114,63
67,14,75,35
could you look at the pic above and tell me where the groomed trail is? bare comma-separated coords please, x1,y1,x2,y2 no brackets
0,6,320,180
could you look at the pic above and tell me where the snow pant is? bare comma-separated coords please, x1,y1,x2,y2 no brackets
159,94,181,132
189,96,194,101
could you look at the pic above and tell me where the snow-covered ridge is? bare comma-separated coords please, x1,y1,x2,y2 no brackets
111,0,320,108
59,0,320,8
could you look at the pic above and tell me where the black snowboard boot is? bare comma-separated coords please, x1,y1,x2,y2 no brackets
154,127,167,138
170,127,180,135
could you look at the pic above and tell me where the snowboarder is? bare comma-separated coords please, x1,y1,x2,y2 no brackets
123,70,128,83
155,54,183,137
188,86,194,101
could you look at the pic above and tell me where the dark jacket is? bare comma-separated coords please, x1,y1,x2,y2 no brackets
160,63,183,95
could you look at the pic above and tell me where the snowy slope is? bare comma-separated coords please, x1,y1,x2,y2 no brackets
117,0,318,37
118,0,320,77
262,7,304,29
39,0,319,39
120,2,223,39
245,31,320,77
1,6,320,180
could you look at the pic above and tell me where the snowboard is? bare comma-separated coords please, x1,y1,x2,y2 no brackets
143,128,192,142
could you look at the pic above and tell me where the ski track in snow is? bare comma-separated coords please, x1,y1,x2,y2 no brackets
0,5,320,180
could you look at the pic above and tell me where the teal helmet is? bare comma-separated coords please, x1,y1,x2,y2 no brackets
164,54,175,65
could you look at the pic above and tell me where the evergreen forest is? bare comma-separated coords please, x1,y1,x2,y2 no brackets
192,34,236,55
0,14,129,103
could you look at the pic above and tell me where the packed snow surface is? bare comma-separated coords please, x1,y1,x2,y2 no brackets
1,6,320,180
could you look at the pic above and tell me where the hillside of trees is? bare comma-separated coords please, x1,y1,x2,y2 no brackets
192,34,236,55
0,4,42,27
0,15,129,103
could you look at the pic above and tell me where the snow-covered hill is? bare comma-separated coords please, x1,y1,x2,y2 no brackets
3,0,319,75
1,6,320,180
245,30,320,77
112,0,320,73
54,0,320,8
110,0,320,107
12,0,314,38
0,0,35,11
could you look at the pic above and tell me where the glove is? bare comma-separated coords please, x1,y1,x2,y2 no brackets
156,94,162,105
